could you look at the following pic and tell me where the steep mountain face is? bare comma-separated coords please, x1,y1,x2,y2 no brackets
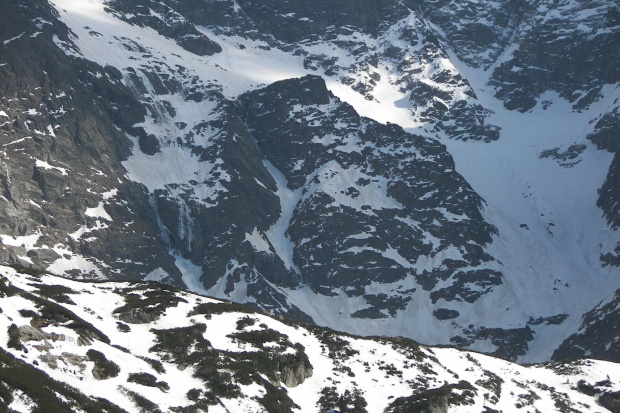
0,0,618,365
0,0,183,283
238,75,500,314
1,266,619,412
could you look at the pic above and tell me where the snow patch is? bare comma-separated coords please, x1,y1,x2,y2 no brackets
263,161,302,273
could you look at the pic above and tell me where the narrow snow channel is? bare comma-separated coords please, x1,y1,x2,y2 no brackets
263,161,302,274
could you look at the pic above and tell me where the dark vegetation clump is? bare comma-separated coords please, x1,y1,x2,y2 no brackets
378,335,426,363
31,284,77,304
149,324,237,400
138,356,165,374
121,387,163,413
127,372,156,387
576,379,599,396
150,324,210,364
19,309,39,318
7,324,23,351
113,344,130,353
116,322,131,333
550,391,577,413
228,328,289,350
36,300,110,345
87,349,120,380
312,328,359,360
113,284,188,323
186,388,201,401
127,372,169,391
188,301,259,318
476,370,503,404
236,315,256,330
386,381,477,412
227,327,312,383
197,369,239,400
318,387,368,412
260,378,300,413
545,359,589,376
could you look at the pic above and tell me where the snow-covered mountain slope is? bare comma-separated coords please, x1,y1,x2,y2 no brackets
1,265,620,413
0,0,618,365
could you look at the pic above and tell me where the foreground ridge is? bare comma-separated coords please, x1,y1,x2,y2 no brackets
0,265,619,412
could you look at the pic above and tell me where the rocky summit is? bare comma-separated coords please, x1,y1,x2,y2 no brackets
0,0,618,403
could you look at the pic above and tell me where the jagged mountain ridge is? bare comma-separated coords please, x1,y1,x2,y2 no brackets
0,0,618,364
1,265,620,412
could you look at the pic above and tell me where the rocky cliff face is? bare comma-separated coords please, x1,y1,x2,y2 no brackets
0,0,618,364
0,0,183,283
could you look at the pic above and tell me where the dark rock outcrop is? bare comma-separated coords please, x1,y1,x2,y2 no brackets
599,391,620,413
599,152,620,230
588,108,620,153
278,352,313,387
488,1,619,112
553,289,620,363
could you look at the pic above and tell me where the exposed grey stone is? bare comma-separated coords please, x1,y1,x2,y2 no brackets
18,325,52,342
279,353,313,387
39,354,59,369
62,352,87,371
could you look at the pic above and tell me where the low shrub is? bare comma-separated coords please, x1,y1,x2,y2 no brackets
87,349,120,380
